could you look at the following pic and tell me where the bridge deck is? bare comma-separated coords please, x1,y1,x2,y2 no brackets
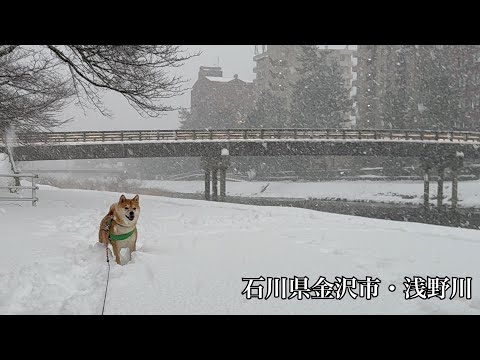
2,129,480,161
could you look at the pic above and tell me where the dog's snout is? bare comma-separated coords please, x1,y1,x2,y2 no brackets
129,211,134,216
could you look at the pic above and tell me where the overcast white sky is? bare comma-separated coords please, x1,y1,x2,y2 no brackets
59,45,353,132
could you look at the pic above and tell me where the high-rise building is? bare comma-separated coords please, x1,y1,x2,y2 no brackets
354,45,480,130
253,45,303,102
253,45,356,127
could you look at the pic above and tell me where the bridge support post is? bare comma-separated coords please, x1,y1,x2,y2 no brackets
423,167,430,210
202,151,229,202
451,167,458,209
204,169,211,201
201,156,213,201
450,154,463,210
437,166,445,208
219,167,226,201
219,148,230,202
211,168,218,201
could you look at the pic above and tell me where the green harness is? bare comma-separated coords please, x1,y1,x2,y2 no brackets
106,218,136,241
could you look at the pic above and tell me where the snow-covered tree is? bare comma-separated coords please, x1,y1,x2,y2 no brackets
290,46,351,128
416,45,463,130
247,90,290,128
178,108,195,129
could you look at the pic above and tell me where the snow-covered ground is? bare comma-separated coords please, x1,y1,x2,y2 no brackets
131,179,480,207
1,185,479,314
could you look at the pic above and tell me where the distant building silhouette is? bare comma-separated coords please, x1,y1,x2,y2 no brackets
189,66,256,129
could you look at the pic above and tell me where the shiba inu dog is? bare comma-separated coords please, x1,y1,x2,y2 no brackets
99,194,140,265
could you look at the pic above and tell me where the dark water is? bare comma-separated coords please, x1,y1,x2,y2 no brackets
132,188,480,230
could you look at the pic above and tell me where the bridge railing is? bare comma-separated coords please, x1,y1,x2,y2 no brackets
2,128,480,145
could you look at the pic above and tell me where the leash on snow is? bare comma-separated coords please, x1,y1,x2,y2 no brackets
101,216,113,315
101,241,111,315
100,215,135,315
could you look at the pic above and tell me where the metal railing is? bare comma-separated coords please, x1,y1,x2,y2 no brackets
2,128,480,145
0,173,39,206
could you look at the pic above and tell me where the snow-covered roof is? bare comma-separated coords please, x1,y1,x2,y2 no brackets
205,76,252,84
205,76,235,82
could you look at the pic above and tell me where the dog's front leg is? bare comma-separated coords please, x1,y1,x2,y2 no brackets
111,242,122,265
130,233,137,254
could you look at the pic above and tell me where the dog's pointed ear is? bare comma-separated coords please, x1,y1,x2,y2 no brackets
119,194,127,203
133,195,139,202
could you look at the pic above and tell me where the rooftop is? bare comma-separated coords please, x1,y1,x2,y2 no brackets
204,75,252,84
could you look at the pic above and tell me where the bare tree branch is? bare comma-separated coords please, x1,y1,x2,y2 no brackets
0,45,199,141
0,47,74,140
0,45,18,58
46,45,199,117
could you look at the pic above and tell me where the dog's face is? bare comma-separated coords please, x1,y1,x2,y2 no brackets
115,194,140,226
